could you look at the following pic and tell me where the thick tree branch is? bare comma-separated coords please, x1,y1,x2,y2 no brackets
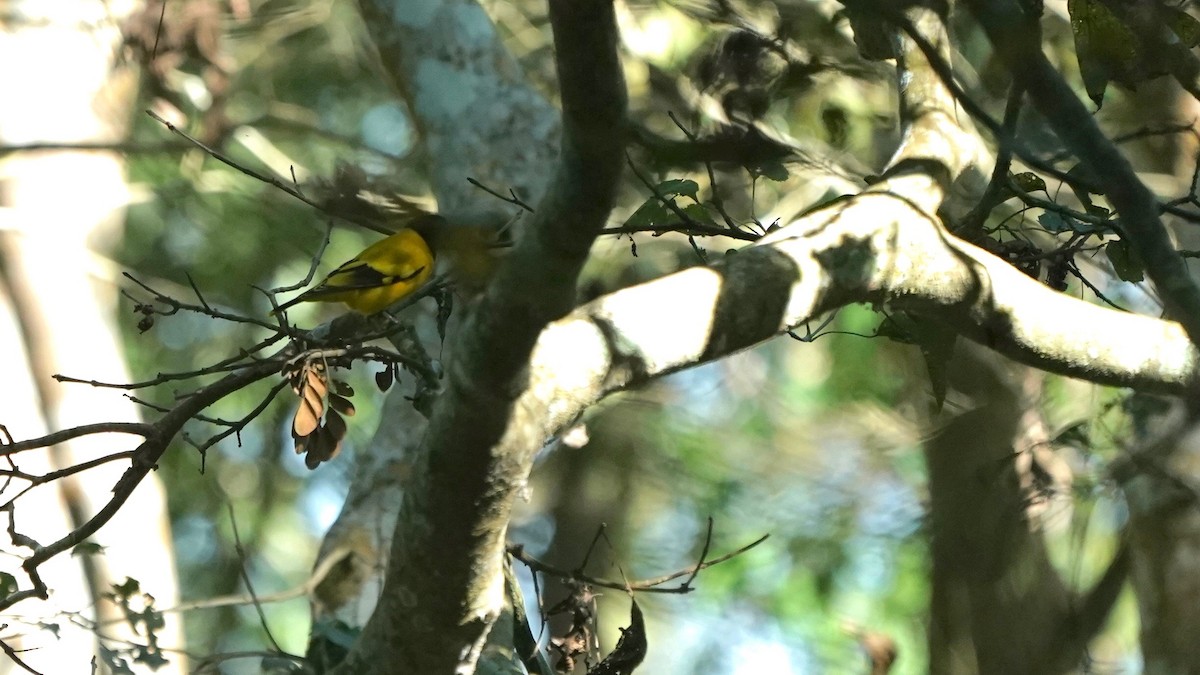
354,0,559,219
509,191,1197,460
327,6,1200,672
332,1,626,672
965,0,1200,348
313,0,569,664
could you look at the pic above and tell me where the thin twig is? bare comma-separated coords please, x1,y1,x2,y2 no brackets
681,517,714,590
266,220,335,296
0,634,44,675
227,504,283,652
508,532,769,594
185,273,213,313
626,154,723,261
144,110,389,236
467,177,536,213
186,379,290,455
146,111,326,213
0,423,149,457
665,112,743,231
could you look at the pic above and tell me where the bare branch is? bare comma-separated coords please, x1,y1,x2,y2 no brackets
0,635,44,675
507,530,769,594
144,110,388,235
0,360,280,613
0,424,149,457
227,504,283,652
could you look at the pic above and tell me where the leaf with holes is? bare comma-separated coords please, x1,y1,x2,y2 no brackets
1012,172,1047,194
1068,0,1138,106
654,178,699,201
1166,6,1200,46
683,202,717,227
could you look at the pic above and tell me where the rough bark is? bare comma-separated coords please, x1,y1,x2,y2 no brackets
965,0,1200,345
327,1,626,670
310,0,561,666
308,2,1200,672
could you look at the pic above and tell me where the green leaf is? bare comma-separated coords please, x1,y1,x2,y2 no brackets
1038,211,1107,235
749,160,789,182
72,541,106,557
682,202,717,226
1068,0,1138,107
0,572,17,600
1068,0,1191,107
1165,6,1200,47
624,198,671,229
110,577,141,600
1038,211,1071,233
1012,172,1047,194
876,313,956,411
1107,239,1144,282
655,179,700,201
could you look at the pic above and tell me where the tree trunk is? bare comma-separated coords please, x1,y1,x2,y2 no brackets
308,0,559,665
926,346,1116,675
1119,408,1200,675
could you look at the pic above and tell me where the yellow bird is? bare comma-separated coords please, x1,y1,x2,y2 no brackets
272,226,436,316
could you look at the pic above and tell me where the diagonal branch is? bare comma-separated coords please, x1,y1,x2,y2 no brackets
328,7,1200,670
965,0,1200,349
0,359,280,613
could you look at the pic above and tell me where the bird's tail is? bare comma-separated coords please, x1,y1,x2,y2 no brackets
268,292,309,317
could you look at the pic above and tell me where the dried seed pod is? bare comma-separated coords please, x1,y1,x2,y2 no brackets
332,379,354,397
328,393,356,417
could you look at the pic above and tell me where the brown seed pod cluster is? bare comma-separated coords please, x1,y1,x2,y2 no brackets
283,355,356,469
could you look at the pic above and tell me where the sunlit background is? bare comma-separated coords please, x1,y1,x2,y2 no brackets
8,0,1178,671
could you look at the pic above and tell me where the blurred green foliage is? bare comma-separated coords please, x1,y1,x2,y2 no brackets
108,0,1157,670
